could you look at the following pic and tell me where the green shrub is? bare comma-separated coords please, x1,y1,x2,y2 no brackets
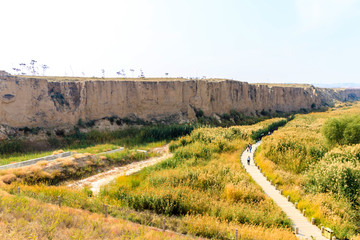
344,119,360,144
251,119,288,141
195,108,204,118
306,160,360,203
322,115,360,145
106,150,148,163
306,145,360,203
46,124,195,151
322,118,348,145
115,189,190,216
0,139,25,154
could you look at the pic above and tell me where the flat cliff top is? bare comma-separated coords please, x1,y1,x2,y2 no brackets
15,75,315,87
3,73,357,90
10,75,318,89
251,83,314,88
253,83,360,90
19,75,231,83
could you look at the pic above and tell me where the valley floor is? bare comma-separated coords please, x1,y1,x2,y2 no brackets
67,145,172,194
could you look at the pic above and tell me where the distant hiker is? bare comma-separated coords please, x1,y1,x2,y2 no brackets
248,143,252,153
247,156,250,165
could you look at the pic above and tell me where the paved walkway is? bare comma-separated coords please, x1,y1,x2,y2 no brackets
241,141,328,240
0,147,125,170
95,147,124,155
0,151,73,170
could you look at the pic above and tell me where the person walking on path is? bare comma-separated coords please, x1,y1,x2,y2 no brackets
247,155,250,165
248,143,252,153
241,141,328,240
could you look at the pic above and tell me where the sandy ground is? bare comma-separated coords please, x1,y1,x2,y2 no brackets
67,145,171,195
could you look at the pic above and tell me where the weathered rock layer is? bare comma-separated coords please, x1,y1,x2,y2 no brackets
0,71,359,129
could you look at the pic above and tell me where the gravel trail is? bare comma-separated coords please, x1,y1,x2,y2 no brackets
67,145,171,195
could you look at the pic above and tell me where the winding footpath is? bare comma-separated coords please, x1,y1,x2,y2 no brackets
68,145,172,195
241,141,328,240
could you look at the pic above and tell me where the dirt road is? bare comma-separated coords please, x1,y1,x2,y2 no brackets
67,145,171,195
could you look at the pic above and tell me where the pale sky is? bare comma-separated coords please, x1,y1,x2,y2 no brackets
1,0,360,86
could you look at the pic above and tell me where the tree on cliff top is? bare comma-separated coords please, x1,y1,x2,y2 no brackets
14,60,49,76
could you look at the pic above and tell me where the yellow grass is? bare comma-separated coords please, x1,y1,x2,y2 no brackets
254,101,360,238
182,214,297,240
52,149,64,155
0,190,194,240
60,157,76,167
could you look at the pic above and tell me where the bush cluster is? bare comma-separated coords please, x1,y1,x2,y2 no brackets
251,119,288,141
322,115,360,145
306,144,360,203
0,124,195,156
0,139,24,155
59,124,195,149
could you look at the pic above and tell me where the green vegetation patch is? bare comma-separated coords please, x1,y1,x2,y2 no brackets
255,102,360,239
97,119,293,238
322,115,360,145
0,123,194,165
0,118,299,240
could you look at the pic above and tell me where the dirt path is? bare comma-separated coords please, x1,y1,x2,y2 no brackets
67,145,172,195
241,141,328,240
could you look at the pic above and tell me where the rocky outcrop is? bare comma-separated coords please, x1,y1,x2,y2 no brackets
314,87,360,105
0,72,359,129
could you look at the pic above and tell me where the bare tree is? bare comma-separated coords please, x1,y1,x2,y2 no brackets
130,69,135,78
30,60,37,75
19,63,26,75
12,68,21,75
16,61,43,75
139,69,145,78
41,64,49,76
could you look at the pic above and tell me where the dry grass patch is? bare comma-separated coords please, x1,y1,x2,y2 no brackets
0,147,161,186
52,149,64,155
0,173,16,184
0,190,195,240
36,160,50,167
60,157,76,167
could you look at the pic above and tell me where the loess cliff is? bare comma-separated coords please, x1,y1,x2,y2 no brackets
0,71,359,130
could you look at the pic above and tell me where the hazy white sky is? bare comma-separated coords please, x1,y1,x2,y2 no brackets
1,0,360,85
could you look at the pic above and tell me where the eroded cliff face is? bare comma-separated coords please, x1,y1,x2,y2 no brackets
0,71,359,129
314,87,360,105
